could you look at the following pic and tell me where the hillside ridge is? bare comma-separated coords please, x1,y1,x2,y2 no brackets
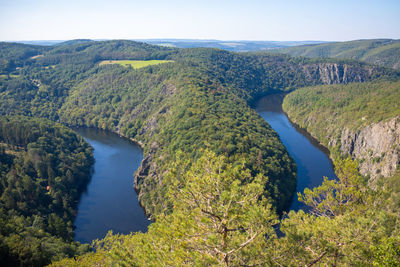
276,39,400,70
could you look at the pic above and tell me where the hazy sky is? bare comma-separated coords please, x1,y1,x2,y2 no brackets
1,0,399,41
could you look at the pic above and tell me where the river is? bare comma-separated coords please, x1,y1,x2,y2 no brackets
255,94,337,211
73,94,337,242
73,128,150,243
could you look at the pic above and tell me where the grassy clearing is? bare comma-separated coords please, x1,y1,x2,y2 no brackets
30,55,43,59
99,60,174,69
0,74,20,78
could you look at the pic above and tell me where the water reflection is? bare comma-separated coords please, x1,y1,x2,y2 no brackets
73,128,150,243
255,94,337,211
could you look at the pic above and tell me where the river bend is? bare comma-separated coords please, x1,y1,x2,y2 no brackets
73,128,149,243
255,94,337,211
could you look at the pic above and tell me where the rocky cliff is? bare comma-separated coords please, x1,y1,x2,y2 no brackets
329,117,400,179
283,80,400,181
302,63,377,85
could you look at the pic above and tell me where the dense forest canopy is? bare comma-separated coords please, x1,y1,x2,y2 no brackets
0,116,93,266
52,155,400,266
0,39,399,265
283,80,400,143
1,40,398,214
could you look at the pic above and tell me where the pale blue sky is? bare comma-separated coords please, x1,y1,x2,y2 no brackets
1,0,399,41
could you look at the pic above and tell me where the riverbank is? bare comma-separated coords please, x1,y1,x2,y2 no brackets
255,94,337,211
73,127,150,243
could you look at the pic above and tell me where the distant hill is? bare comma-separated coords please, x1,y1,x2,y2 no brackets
54,39,94,46
0,42,49,72
13,40,63,46
14,39,327,51
136,39,326,52
276,39,400,69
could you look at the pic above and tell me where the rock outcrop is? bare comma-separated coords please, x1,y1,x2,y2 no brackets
332,117,400,180
302,63,376,85
134,141,160,217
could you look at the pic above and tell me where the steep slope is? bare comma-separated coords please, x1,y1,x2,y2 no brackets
58,53,298,215
58,46,399,216
1,41,399,217
277,39,400,70
283,80,400,180
2,40,400,266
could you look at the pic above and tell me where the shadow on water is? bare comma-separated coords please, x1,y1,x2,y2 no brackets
72,127,150,243
71,93,337,242
255,94,338,212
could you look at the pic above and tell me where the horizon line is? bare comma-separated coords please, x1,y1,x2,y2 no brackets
1,37,399,44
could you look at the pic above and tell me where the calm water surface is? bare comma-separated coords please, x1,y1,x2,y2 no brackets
73,128,150,243
255,94,337,211
72,94,336,241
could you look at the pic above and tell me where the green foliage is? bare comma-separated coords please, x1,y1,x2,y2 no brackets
53,156,400,266
268,157,400,266
0,116,93,266
299,157,366,217
1,40,399,265
48,42,396,216
1,40,398,218
0,42,49,73
278,39,400,69
371,236,400,266
68,150,278,266
164,150,278,265
283,80,400,147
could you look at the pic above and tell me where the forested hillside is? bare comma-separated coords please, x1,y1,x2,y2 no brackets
283,80,400,180
0,42,50,74
277,39,400,70
1,40,399,265
57,45,399,215
0,116,93,266
1,40,399,216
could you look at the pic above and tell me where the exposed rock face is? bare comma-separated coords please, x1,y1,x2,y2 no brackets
337,117,400,180
131,83,177,215
134,141,160,215
160,83,177,96
132,103,172,216
302,63,376,85
138,116,158,137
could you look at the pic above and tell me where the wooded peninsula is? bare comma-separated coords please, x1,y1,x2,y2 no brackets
0,39,399,266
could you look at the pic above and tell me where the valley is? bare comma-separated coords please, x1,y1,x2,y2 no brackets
0,39,399,266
